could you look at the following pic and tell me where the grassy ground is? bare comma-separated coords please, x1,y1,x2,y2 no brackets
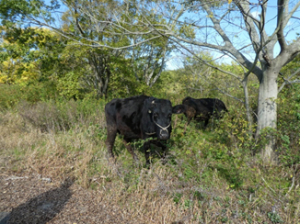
1,100,300,223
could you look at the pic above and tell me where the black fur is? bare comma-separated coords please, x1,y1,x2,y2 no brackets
175,96,228,128
105,95,184,165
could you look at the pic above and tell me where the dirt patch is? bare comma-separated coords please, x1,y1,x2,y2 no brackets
0,173,147,224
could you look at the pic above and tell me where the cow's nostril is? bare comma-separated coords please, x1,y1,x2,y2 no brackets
160,133,169,140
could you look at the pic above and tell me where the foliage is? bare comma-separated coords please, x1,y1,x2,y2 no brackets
0,81,57,110
1,27,60,82
276,84,300,166
0,84,23,110
0,26,97,100
0,0,59,25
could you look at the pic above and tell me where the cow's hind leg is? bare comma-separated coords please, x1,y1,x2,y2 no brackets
105,127,117,160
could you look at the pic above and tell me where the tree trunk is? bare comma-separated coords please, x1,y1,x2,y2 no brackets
256,67,279,163
242,77,253,139
86,52,111,99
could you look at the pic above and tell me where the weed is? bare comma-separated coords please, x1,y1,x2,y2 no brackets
267,211,284,223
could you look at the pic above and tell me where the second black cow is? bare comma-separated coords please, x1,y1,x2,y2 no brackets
173,96,228,129
105,95,184,165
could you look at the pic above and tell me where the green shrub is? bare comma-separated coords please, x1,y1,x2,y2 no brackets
0,82,57,110
0,84,23,110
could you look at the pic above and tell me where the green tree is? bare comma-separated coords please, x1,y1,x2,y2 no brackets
0,0,176,94
0,26,62,85
0,25,92,100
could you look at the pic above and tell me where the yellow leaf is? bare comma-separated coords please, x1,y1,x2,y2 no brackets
228,0,232,4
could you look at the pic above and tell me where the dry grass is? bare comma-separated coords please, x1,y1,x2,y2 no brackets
1,105,300,223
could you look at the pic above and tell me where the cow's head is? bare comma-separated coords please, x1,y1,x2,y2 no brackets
172,104,186,114
144,98,185,140
173,103,197,118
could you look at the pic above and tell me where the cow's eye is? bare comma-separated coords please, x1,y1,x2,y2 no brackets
154,113,158,118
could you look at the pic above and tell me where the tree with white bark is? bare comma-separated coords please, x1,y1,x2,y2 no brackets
150,0,300,163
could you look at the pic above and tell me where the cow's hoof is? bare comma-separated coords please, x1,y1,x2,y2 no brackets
106,155,116,165
144,161,152,169
133,157,141,167
161,158,167,165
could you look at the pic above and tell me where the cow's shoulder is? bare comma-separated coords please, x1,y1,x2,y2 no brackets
106,95,149,112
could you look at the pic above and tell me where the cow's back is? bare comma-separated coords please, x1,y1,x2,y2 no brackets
199,98,228,112
183,97,209,114
105,95,149,137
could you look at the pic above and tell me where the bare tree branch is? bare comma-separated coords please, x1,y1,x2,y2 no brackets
278,67,300,93
277,0,288,51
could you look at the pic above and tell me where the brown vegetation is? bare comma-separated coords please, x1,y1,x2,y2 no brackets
1,102,300,223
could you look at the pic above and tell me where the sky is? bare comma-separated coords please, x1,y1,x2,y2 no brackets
165,0,300,70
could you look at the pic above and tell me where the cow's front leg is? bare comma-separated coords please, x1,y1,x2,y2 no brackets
151,140,168,164
184,107,196,134
203,116,210,129
123,138,139,162
184,116,193,134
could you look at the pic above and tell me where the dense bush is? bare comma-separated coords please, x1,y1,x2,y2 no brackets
0,81,57,110
0,84,23,110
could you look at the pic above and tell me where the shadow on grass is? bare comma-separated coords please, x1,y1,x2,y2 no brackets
5,177,74,224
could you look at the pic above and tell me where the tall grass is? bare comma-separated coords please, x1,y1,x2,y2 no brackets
1,98,300,223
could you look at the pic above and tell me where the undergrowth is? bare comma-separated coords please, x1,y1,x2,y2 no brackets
1,99,300,223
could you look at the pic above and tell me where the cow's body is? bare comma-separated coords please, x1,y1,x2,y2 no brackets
174,96,228,129
105,95,183,165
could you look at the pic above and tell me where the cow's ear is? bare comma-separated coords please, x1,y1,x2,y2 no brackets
172,105,185,114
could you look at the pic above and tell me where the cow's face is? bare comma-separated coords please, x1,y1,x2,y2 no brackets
146,98,173,140
172,104,186,114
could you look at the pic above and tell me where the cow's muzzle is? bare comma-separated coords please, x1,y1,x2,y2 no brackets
159,130,169,140
154,121,170,140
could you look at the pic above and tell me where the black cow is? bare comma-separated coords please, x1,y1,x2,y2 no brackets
173,96,228,129
105,95,184,165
